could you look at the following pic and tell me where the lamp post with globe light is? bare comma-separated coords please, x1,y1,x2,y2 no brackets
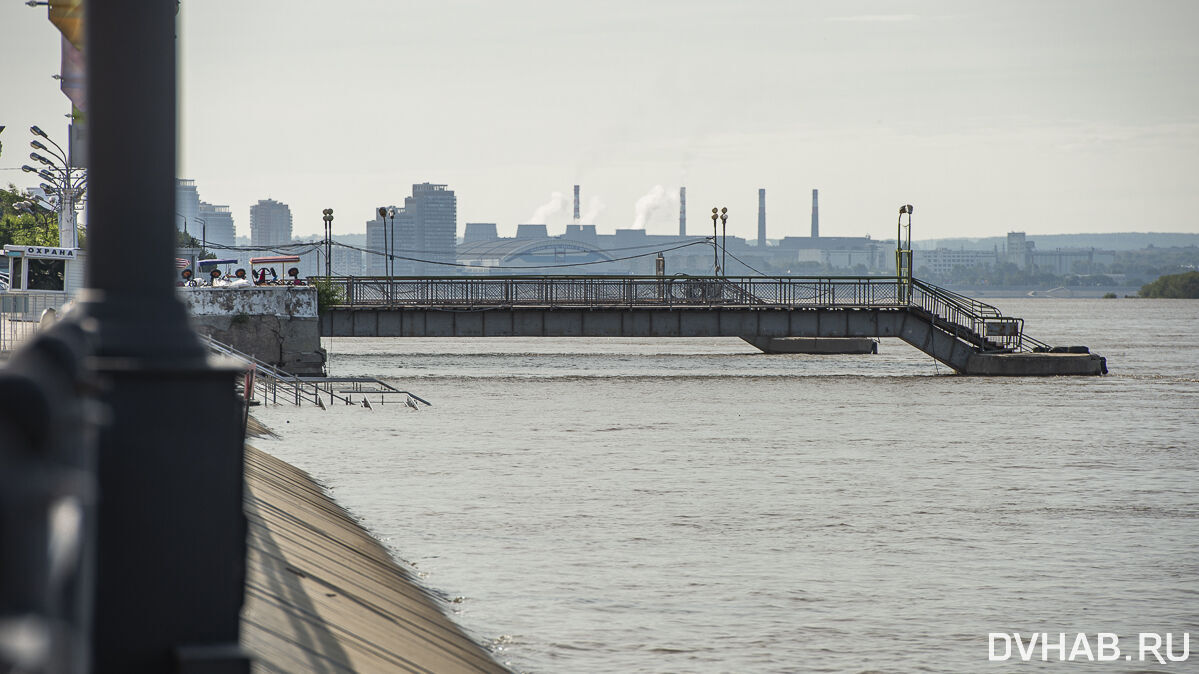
322,208,334,279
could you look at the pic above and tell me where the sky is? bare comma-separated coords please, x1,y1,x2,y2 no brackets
2,0,1198,242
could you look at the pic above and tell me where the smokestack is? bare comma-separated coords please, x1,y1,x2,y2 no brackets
811,188,819,238
757,188,766,247
679,186,686,236
573,184,580,223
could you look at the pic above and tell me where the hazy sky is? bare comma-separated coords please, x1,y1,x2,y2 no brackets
3,0,1198,241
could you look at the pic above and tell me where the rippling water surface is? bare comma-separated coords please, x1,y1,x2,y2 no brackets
254,299,1199,672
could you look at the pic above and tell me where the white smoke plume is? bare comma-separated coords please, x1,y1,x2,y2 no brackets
632,185,677,230
580,196,605,223
527,191,570,225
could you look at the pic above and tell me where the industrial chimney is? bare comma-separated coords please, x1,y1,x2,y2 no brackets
811,188,819,238
679,186,686,237
757,188,766,247
573,184,580,223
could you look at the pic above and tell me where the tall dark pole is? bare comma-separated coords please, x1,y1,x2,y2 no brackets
322,208,334,280
378,206,390,301
378,206,389,279
388,207,396,280
711,207,719,275
82,2,248,671
720,208,728,276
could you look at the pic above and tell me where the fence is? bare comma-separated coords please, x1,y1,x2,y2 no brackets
0,293,71,353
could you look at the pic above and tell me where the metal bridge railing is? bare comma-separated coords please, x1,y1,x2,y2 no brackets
324,275,909,310
317,275,1034,352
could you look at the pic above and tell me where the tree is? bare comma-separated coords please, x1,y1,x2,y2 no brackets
1139,271,1199,298
1,184,61,248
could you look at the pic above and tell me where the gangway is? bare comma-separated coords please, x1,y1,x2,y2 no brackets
200,334,430,407
313,274,1106,376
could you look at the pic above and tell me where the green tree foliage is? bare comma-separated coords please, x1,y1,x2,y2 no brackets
311,278,345,313
1,184,60,247
1139,271,1199,298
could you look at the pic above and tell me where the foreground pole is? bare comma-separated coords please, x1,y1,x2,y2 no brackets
81,2,249,671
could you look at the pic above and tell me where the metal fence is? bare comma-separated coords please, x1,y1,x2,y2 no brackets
324,275,909,309
0,293,70,353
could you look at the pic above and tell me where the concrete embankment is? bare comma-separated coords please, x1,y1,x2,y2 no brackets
241,444,508,673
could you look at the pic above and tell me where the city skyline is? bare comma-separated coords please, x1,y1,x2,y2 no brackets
2,1,1198,242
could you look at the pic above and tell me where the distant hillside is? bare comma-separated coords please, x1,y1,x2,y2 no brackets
917,232,1199,252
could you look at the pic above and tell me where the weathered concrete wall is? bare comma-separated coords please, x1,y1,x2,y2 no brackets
179,287,325,375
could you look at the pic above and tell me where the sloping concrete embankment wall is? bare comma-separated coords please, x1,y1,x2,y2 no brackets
242,445,509,672
179,287,326,375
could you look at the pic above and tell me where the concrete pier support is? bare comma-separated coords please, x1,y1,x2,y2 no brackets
964,352,1108,376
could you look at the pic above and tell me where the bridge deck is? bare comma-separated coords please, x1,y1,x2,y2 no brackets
315,276,1106,376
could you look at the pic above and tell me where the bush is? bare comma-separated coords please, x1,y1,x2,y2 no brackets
312,278,345,312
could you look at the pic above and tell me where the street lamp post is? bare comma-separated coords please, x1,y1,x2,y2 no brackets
711,208,719,275
197,216,207,256
322,208,334,280
23,125,86,249
386,207,397,279
720,208,728,276
377,206,389,279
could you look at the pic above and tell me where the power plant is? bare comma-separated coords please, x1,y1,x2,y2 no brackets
452,184,891,276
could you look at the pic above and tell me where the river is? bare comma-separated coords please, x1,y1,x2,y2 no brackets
252,298,1198,672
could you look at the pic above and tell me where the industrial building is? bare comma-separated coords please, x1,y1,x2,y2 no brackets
453,186,894,276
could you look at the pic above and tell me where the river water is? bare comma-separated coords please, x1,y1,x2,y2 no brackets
253,298,1199,672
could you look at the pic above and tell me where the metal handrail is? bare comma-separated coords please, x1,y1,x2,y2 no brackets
200,334,428,407
319,275,910,310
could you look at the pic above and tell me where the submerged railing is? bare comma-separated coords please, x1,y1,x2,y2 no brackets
201,334,429,408
316,274,1036,352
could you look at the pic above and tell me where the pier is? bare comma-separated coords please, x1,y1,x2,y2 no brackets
318,275,1107,376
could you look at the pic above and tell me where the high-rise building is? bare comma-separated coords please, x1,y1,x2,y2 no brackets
401,183,457,275
176,178,200,235
331,245,363,277
1006,231,1031,269
250,198,293,248
365,183,457,276
197,201,236,250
